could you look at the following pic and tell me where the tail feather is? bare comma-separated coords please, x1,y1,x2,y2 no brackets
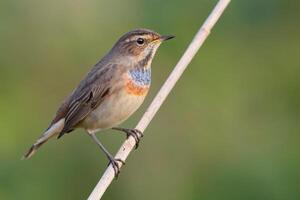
23,118,65,159
23,139,48,159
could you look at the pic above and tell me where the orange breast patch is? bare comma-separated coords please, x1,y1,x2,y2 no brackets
125,80,149,96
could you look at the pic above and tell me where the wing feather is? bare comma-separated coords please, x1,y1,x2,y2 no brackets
54,63,118,138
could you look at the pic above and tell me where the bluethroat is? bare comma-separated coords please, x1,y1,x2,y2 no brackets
23,28,174,176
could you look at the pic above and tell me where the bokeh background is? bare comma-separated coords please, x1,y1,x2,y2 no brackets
1,0,300,199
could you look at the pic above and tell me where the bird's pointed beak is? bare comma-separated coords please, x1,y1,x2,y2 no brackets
160,35,175,41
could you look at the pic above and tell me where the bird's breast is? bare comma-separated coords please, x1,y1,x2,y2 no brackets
125,68,151,96
81,68,151,132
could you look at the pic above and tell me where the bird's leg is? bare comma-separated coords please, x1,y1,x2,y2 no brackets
89,133,125,178
112,127,143,149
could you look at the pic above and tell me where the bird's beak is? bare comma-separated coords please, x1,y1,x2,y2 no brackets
160,35,175,41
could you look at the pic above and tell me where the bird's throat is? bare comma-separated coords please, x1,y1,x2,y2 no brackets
128,68,151,86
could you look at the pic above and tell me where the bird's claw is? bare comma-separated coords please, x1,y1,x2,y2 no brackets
112,127,144,149
125,129,143,149
107,157,125,178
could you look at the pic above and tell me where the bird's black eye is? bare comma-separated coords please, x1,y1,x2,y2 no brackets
136,38,145,45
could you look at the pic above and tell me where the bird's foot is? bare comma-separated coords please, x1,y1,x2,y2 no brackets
112,128,144,149
124,129,144,149
107,156,125,178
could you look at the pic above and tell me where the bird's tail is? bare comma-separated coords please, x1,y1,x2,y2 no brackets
23,118,65,159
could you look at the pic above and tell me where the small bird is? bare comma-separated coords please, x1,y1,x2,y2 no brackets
23,28,174,176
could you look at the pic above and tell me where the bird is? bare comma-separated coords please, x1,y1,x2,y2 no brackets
23,28,174,176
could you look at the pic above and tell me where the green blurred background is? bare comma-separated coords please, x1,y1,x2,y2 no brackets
1,0,300,199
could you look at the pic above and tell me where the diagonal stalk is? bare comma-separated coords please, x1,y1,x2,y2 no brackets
88,0,231,199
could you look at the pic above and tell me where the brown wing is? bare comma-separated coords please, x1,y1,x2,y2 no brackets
59,86,110,136
49,63,118,138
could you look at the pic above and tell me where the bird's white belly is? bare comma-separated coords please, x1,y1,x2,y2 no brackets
82,89,146,134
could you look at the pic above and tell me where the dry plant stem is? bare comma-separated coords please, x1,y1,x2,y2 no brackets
88,0,231,199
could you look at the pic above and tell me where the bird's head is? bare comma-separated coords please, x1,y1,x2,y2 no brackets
111,28,174,66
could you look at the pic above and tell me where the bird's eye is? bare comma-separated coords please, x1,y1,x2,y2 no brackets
136,38,145,46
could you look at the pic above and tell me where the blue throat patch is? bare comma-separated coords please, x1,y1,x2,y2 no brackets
129,68,151,86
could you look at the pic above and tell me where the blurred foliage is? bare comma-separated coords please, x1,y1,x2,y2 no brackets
0,0,300,199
